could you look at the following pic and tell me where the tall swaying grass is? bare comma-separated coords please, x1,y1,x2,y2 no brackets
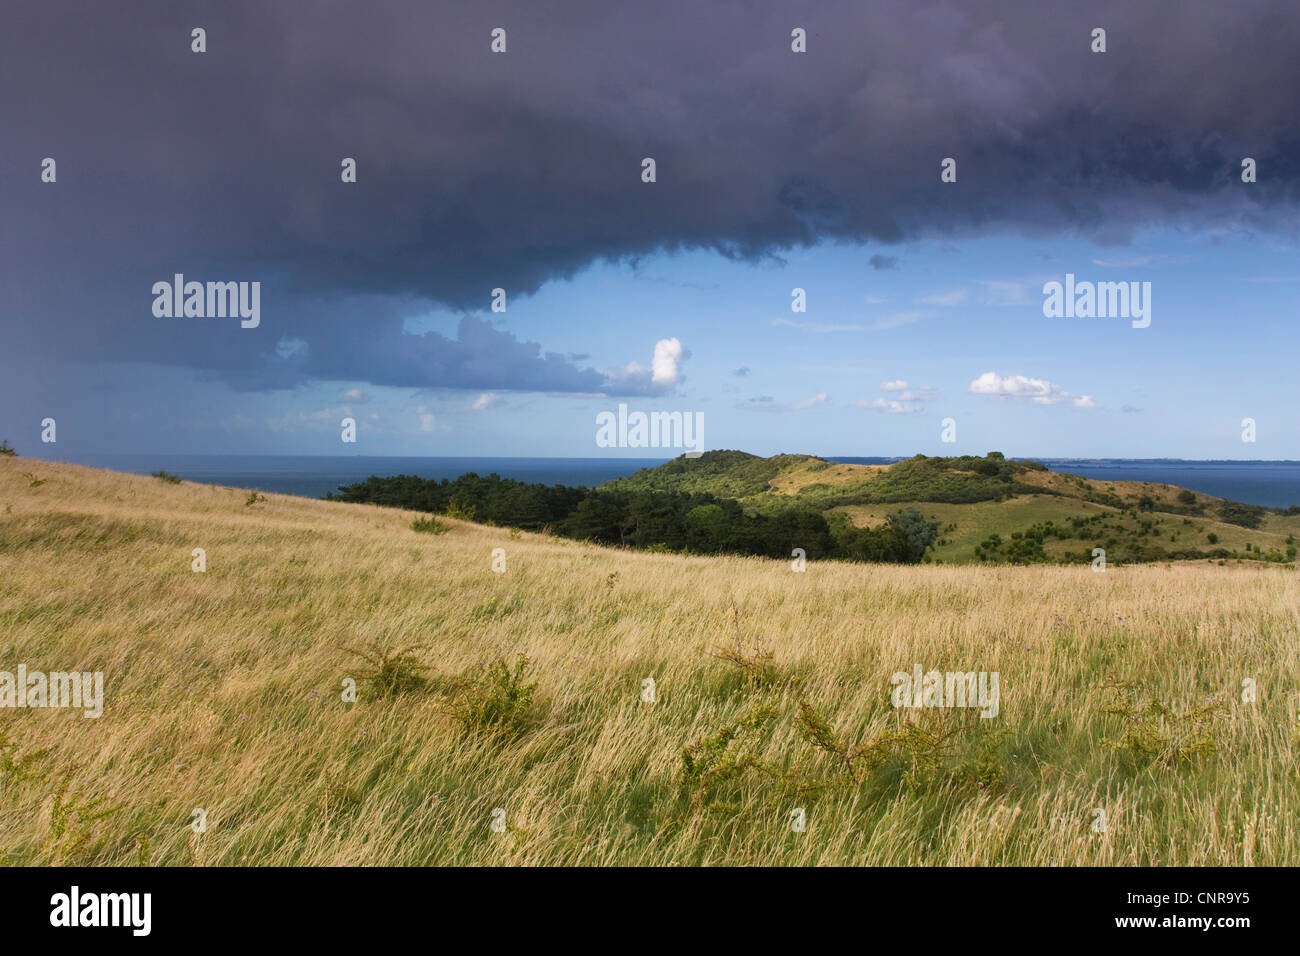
0,456,1296,865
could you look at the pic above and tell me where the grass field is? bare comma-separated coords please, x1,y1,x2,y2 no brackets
1,455,1298,865
835,495,1300,565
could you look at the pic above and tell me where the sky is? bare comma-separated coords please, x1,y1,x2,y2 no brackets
2,0,1298,460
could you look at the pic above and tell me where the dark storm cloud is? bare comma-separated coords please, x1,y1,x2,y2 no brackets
3,0,1299,391
219,312,608,394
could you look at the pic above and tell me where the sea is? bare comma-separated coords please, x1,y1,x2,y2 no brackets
39,454,1300,509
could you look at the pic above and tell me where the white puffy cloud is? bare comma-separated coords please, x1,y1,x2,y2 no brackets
875,381,935,404
651,337,685,386
969,371,1095,408
604,337,690,394
863,397,922,414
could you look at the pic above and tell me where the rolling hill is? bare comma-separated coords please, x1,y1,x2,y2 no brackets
602,451,1300,566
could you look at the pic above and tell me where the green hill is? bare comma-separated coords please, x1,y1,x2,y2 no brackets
602,451,1300,567
603,450,821,498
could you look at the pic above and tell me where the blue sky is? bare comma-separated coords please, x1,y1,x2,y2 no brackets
10,224,1299,460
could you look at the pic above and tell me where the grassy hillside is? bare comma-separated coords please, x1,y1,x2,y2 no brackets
608,451,1056,505
603,450,821,499
1,456,1298,865
606,451,1300,566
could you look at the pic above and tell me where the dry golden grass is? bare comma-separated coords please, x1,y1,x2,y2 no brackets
767,460,887,494
0,456,1297,865
1017,467,1215,507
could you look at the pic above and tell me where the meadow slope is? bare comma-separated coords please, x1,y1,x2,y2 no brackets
0,456,1297,865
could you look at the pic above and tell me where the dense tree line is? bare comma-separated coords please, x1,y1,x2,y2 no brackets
328,472,937,563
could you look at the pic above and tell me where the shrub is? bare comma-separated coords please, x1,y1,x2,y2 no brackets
446,497,477,521
886,507,940,560
410,516,448,534
151,470,182,484
0,440,15,457
340,640,430,697
245,491,268,506
1218,501,1266,529
795,698,888,782
133,834,152,867
797,700,1008,795
447,654,538,737
0,728,50,790
1101,682,1224,768
714,635,783,690
679,701,790,814
676,690,1013,822
44,768,118,865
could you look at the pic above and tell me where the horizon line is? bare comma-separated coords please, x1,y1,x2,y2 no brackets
25,452,1300,465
